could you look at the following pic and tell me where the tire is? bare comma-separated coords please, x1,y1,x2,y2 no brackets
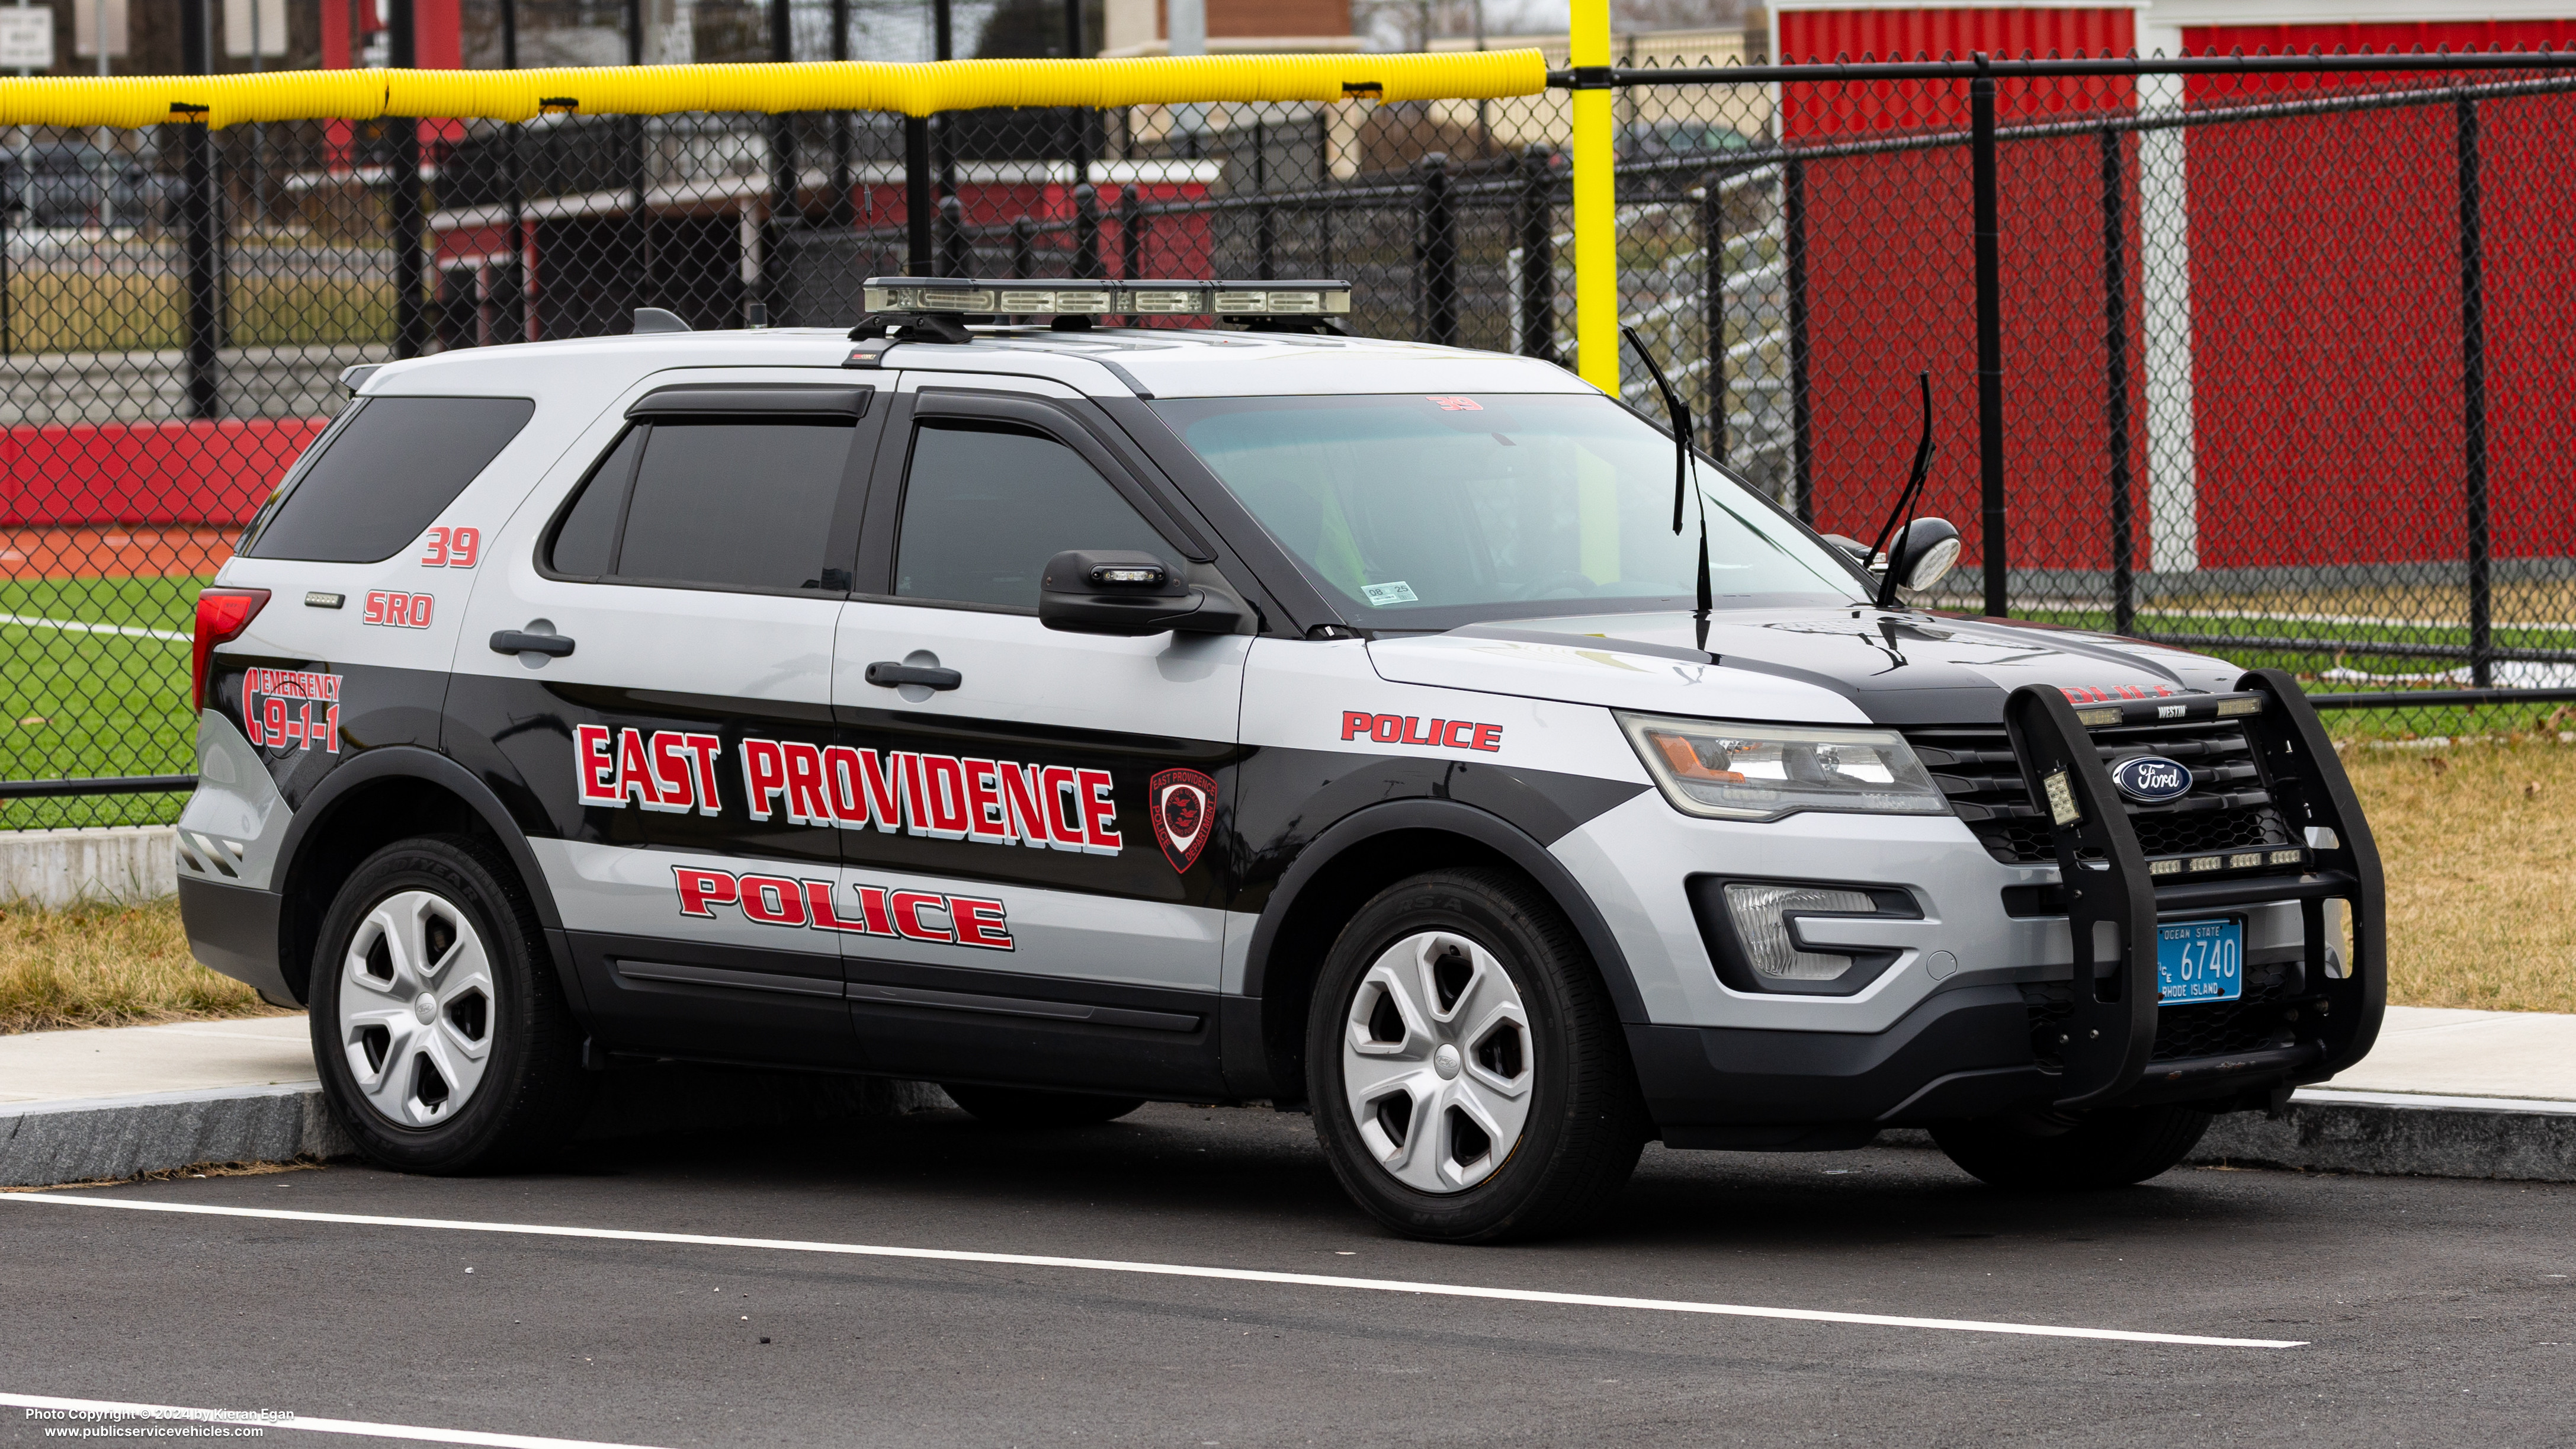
309,835,592,1173
1306,867,1647,1243
1930,1104,2214,1191
940,1083,1146,1127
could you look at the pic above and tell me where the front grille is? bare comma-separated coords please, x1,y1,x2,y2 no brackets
1905,719,2297,865
2022,963,2305,1072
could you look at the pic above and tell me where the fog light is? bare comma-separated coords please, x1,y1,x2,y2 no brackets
1722,883,1874,982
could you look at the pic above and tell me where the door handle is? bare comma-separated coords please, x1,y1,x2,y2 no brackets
865,661,961,691
490,630,576,658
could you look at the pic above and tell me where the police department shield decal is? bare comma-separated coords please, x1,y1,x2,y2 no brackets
1150,768,1218,873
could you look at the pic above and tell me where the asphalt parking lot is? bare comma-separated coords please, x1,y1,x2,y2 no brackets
4,1100,2569,1448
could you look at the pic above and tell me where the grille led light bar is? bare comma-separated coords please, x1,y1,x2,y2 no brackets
862,277,1351,319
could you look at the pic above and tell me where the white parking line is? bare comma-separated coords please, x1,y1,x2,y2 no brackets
0,612,190,642
3,1192,2304,1349
0,1390,668,1448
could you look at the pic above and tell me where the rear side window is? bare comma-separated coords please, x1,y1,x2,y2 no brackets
245,396,535,563
545,420,856,594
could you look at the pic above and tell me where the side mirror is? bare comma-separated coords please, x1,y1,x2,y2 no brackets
1884,517,1963,595
1038,550,1246,637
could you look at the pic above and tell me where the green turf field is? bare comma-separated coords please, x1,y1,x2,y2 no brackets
0,576,203,831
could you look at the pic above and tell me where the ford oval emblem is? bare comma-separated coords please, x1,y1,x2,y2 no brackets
2111,755,2193,804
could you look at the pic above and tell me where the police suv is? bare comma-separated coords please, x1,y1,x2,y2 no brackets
179,278,2383,1242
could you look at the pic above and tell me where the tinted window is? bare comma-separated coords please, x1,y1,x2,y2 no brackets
546,428,640,578
894,422,1166,609
543,420,854,592
247,396,535,563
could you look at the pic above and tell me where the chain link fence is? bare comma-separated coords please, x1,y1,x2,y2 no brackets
4,51,2573,828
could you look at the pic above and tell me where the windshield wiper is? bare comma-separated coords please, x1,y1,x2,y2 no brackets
1620,326,1714,653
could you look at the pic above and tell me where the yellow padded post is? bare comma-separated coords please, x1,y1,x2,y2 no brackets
1570,0,1616,393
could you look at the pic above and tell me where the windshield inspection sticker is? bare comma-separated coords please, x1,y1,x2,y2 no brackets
1362,581,1419,607
1427,395,1483,411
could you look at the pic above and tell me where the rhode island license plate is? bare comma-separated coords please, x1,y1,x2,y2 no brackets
2157,918,2243,1005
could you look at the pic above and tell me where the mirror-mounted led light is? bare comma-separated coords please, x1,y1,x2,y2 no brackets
1089,563,1167,587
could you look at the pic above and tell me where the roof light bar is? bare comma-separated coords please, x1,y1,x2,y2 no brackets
861,277,1351,319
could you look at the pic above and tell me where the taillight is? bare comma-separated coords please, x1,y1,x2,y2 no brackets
192,588,270,713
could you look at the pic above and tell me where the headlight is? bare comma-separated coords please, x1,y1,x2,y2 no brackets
1615,713,1949,822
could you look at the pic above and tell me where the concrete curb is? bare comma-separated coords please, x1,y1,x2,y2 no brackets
0,1069,958,1188
7,1075,2572,1190
0,1083,348,1188
2190,1089,2576,1182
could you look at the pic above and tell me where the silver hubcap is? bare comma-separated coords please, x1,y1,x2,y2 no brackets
337,890,496,1129
1342,931,1535,1194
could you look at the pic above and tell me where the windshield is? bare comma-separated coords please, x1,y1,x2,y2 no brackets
1152,392,1865,629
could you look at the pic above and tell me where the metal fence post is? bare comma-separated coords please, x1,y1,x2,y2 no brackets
389,0,426,356
1698,166,1725,458
1419,151,1457,348
905,118,933,277
762,0,794,326
1118,183,1143,282
1010,216,1034,278
1971,53,2007,618
501,0,530,342
1514,144,1555,362
1073,182,1101,279
1253,118,1275,280
2101,126,2135,637
622,0,650,322
1783,152,1813,522
2456,91,2494,688
829,0,852,230
180,0,224,412
938,194,968,277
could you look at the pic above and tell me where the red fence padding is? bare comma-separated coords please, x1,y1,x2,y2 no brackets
0,419,328,528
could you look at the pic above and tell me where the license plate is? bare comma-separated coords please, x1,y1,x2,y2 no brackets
2157,918,2243,1005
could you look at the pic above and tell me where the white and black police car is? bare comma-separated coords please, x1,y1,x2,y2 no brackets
178,278,2383,1242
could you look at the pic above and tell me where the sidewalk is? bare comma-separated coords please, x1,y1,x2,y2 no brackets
2,1006,2571,1187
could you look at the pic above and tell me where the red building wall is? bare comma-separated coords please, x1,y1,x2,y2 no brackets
1775,7,2140,572
2180,20,2576,569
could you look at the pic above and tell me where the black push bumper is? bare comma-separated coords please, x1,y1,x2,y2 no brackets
2000,668,2385,1110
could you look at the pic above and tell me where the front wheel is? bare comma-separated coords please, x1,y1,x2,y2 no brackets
1307,868,1647,1243
309,835,591,1173
1930,1104,2212,1190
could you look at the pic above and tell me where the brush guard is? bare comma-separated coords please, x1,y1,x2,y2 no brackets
2001,668,2386,1111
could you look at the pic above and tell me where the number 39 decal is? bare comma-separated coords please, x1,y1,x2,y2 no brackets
421,527,480,568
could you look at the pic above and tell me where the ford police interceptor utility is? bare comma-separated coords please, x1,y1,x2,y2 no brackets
178,278,2383,1242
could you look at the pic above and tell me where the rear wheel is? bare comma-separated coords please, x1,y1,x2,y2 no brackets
309,835,591,1173
1307,867,1646,1243
1931,1104,2213,1190
941,1083,1145,1126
